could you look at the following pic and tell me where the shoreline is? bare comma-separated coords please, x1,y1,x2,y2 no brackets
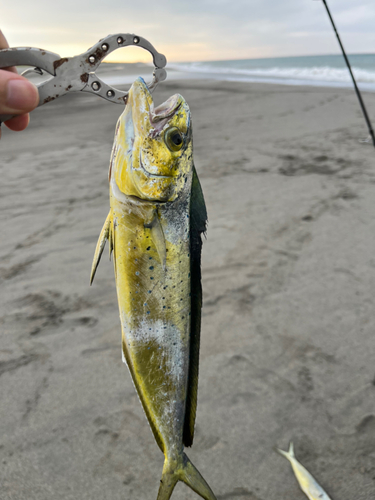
24,61,375,93
100,66,375,93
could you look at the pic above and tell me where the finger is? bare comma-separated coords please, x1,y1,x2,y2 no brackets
0,30,26,137
0,29,9,48
0,30,17,74
0,70,39,116
0,29,10,51
4,113,30,132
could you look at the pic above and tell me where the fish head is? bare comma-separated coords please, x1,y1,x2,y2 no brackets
110,77,193,202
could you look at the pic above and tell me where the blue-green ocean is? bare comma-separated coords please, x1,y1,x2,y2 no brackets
170,53,375,91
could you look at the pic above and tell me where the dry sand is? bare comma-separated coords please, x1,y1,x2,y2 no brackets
1,79,375,500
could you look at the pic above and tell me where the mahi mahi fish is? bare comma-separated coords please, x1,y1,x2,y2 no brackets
90,77,216,500
277,442,332,500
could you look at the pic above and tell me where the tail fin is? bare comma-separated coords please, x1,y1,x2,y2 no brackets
157,452,216,500
276,441,295,462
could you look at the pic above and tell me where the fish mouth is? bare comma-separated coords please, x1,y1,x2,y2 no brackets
151,95,181,123
139,154,173,179
131,77,182,130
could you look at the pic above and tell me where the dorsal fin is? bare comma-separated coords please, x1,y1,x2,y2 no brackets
183,166,207,447
90,212,112,285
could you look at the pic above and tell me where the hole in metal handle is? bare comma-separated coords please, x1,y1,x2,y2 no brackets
92,81,101,91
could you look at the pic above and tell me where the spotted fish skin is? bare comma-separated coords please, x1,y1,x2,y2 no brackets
112,186,191,457
277,442,332,500
91,78,215,500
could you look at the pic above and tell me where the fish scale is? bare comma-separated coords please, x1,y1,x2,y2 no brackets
113,193,191,455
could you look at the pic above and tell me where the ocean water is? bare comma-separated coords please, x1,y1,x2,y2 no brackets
169,54,375,91
24,54,375,92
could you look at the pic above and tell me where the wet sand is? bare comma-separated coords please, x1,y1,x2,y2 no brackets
1,79,375,500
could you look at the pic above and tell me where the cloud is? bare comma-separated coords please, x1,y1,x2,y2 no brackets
2,0,375,62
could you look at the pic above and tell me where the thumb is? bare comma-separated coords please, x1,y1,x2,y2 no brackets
0,70,39,116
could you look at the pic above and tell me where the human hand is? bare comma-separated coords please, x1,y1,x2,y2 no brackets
0,30,39,138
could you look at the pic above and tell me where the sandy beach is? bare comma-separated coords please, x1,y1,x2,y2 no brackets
1,77,375,500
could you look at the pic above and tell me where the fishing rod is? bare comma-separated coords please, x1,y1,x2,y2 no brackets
316,0,375,148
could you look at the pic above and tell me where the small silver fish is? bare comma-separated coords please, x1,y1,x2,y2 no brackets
277,442,332,500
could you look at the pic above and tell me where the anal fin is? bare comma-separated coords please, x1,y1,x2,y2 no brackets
90,212,112,285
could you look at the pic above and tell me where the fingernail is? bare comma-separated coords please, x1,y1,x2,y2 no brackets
6,80,38,111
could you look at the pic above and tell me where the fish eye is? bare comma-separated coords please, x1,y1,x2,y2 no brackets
164,127,183,152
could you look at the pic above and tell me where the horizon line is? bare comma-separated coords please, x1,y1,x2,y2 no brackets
102,51,375,65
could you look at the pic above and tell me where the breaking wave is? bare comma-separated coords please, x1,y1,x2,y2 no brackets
169,56,375,90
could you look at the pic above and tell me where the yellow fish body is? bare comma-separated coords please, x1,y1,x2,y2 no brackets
277,442,332,500
91,78,216,500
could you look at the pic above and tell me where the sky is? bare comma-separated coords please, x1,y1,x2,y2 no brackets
2,0,375,63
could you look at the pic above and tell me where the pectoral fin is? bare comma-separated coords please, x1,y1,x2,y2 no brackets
144,212,166,270
90,212,112,285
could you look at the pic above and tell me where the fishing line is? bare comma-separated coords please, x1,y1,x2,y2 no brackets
315,0,375,148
